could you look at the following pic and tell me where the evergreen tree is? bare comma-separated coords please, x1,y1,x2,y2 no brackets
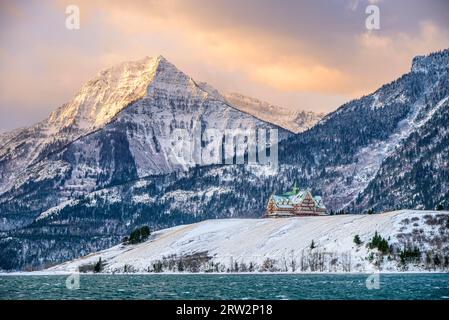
93,257,103,273
399,247,421,264
369,231,390,254
140,226,151,241
177,260,184,272
128,228,141,244
377,239,390,254
353,235,362,245
128,226,151,244
310,240,316,250
434,254,441,266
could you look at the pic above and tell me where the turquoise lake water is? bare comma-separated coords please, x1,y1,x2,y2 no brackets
1,274,449,300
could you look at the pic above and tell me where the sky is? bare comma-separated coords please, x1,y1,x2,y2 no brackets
0,0,449,132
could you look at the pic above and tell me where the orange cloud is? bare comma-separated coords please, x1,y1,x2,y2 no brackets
50,0,350,94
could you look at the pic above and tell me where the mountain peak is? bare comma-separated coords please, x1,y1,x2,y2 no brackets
47,55,191,132
224,92,323,133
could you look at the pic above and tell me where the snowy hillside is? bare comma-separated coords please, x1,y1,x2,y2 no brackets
51,210,449,273
225,93,323,133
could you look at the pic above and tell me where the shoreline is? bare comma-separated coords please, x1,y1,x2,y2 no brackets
1,271,448,276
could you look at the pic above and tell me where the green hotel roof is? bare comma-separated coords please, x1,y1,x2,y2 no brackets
271,184,326,209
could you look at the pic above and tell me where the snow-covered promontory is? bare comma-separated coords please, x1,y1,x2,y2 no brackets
50,210,449,273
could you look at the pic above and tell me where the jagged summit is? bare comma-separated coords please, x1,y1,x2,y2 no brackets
225,92,323,133
47,55,191,132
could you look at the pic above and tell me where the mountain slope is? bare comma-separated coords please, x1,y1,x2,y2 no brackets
0,56,160,196
0,56,289,231
50,210,449,273
224,93,323,133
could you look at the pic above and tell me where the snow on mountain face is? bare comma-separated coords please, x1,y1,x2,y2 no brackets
0,55,289,230
0,56,158,195
225,93,323,133
278,49,449,211
347,51,449,212
48,56,160,131
56,76,285,192
353,93,449,212
50,210,449,273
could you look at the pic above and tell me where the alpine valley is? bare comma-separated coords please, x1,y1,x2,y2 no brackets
1,49,449,271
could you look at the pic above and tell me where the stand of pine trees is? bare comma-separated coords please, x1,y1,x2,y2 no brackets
124,226,151,244
369,231,390,254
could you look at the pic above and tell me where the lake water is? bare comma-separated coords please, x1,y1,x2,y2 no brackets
1,273,449,300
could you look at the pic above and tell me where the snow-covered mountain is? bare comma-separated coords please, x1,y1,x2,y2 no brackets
224,93,323,133
50,210,449,273
0,56,289,231
0,57,159,194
